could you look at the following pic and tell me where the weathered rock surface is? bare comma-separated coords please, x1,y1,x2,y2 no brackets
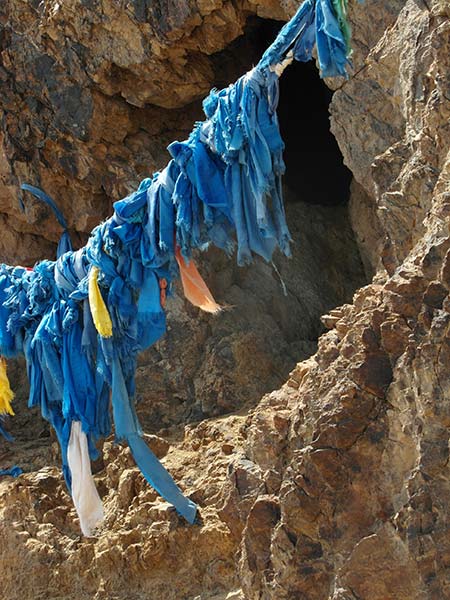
0,0,449,599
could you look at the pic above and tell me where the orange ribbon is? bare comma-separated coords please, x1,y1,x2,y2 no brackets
175,247,222,314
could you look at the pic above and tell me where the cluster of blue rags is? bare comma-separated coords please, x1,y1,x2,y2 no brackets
0,0,356,533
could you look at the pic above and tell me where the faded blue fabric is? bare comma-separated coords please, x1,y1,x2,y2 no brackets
315,0,350,77
0,266,19,358
0,466,22,477
0,0,356,525
0,420,13,442
21,184,73,258
259,0,351,78
259,0,316,68
293,3,316,63
129,433,197,524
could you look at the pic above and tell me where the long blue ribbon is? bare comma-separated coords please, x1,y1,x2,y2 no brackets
21,184,73,258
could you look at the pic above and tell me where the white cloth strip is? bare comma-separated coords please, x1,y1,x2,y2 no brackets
67,421,104,536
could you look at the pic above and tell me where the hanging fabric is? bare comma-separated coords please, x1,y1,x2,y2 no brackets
175,247,222,314
0,466,23,477
0,0,358,534
88,267,113,338
67,421,105,536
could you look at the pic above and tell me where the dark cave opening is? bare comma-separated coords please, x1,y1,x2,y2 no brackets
278,60,353,205
134,19,368,427
157,16,367,424
211,16,353,207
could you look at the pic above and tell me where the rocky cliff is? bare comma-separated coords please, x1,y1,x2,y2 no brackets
0,0,449,599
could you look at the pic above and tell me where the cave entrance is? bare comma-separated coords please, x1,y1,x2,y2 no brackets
213,16,353,206
278,59,353,205
137,17,369,430
151,16,367,425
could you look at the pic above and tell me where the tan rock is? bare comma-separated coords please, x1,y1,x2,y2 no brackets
0,0,450,599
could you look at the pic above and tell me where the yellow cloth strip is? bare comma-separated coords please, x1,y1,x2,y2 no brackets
88,266,113,338
0,357,14,416
175,247,222,314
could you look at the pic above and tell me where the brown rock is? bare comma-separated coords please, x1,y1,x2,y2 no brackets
1,0,450,599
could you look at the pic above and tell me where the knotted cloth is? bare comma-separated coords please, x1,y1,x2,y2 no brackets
0,0,357,533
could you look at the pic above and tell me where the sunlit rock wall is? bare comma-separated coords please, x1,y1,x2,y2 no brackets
1,1,449,599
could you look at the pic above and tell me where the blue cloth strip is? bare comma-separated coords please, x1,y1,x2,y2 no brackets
21,184,73,258
21,184,68,230
0,466,23,477
129,434,197,524
0,420,13,442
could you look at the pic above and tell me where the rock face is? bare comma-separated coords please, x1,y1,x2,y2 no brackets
0,1,449,599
